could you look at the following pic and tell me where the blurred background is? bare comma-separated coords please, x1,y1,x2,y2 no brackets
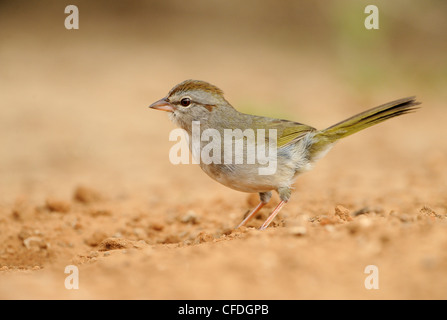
1,0,447,300
0,0,446,202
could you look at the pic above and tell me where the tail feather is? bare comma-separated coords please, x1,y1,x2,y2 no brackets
308,97,421,157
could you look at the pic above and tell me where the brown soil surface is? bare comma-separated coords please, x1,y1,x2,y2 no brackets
1,2,446,299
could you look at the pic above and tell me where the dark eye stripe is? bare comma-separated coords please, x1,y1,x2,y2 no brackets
172,99,216,111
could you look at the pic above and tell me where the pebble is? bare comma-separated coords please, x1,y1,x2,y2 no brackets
98,238,132,251
352,206,384,217
23,236,48,250
149,222,164,231
195,232,214,243
334,205,353,221
88,251,99,258
45,198,71,213
181,210,199,224
419,206,442,219
319,215,338,226
73,185,102,204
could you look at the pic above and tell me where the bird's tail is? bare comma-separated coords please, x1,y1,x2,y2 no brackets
308,96,421,159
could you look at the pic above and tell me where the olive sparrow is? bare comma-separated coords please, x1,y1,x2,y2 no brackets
149,80,420,230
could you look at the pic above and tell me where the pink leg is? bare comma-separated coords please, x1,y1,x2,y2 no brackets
259,200,286,230
236,201,266,228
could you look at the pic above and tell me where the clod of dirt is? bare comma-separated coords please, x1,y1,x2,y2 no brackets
352,206,384,217
149,222,164,231
418,206,443,220
195,232,214,244
334,205,353,221
18,228,43,240
23,237,48,251
181,210,199,224
88,208,112,217
398,213,414,223
318,215,338,226
45,198,71,213
88,251,99,258
161,234,180,244
98,238,148,251
73,186,103,204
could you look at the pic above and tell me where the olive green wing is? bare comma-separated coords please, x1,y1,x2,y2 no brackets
251,117,316,148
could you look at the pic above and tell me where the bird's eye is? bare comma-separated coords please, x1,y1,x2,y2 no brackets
180,97,191,107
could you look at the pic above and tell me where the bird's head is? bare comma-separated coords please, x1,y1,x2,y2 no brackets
149,79,232,130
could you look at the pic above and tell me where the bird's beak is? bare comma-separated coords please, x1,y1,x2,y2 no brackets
149,98,175,112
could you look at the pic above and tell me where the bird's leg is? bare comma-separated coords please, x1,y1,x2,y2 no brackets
236,202,265,228
259,200,286,230
236,191,271,228
259,187,290,230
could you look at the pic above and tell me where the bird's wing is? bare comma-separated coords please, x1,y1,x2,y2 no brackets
251,117,316,148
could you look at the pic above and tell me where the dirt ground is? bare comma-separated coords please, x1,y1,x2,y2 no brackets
1,2,447,299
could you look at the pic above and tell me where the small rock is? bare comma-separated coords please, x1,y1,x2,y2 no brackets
149,222,164,231
195,232,214,243
88,208,112,217
98,238,133,251
334,205,352,221
319,215,338,226
399,213,413,223
181,210,199,224
418,206,442,220
18,228,33,240
73,186,102,204
162,234,180,244
45,198,71,213
23,237,48,250
352,206,384,217
134,240,148,249
97,238,148,252
88,251,99,258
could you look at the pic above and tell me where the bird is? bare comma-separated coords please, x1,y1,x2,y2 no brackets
149,79,420,230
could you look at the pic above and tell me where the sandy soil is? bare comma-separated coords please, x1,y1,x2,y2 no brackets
1,2,447,299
